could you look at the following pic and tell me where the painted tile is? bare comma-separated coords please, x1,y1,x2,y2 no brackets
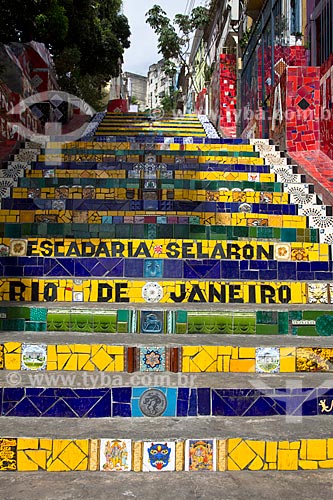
308,284,329,304
21,344,47,371
275,243,291,261
144,259,163,278
139,347,166,372
142,442,176,472
10,239,27,257
0,344,3,369
256,347,280,373
296,348,333,372
100,439,132,471
185,439,216,471
0,438,17,471
140,311,164,334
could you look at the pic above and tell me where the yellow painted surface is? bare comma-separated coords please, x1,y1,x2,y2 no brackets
307,439,327,460
277,449,299,470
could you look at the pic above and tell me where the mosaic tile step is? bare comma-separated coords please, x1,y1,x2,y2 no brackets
0,278,331,305
2,306,333,337
1,433,333,471
45,142,259,154
17,178,284,192
9,188,293,205
0,385,333,418
2,342,333,374
1,198,301,216
0,222,318,243
92,135,249,144
51,141,256,153
30,161,270,172
3,238,328,261
37,154,265,166
1,257,333,281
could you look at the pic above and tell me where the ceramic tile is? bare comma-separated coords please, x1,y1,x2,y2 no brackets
256,347,280,373
139,346,166,372
185,439,216,471
142,442,176,472
21,344,47,371
100,439,132,471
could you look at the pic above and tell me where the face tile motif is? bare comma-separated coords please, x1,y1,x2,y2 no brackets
21,344,47,371
100,439,131,471
142,442,175,472
256,347,280,373
185,439,216,471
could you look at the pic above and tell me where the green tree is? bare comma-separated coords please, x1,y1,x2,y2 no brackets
0,0,131,108
146,4,209,91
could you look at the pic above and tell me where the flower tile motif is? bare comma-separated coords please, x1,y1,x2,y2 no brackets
185,439,216,471
100,439,132,471
256,347,280,373
142,282,163,303
142,442,175,472
291,247,309,261
274,243,291,261
21,344,47,371
308,284,329,304
308,215,333,229
10,239,27,257
139,346,166,372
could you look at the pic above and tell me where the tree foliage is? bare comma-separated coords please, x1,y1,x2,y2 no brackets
146,4,209,71
0,0,131,108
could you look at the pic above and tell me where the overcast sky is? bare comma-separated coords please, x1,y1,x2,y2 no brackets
123,0,203,75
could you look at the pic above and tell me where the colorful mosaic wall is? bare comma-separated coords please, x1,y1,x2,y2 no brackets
0,385,333,418
1,342,333,373
1,437,333,472
320,54,333,160
1,113,333,474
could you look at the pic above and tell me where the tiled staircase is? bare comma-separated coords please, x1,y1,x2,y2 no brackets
1,112,333,474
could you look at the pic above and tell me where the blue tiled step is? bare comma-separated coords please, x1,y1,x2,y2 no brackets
2,199,299,215
0,386,329,418
1,257,332,280
31,162,272,173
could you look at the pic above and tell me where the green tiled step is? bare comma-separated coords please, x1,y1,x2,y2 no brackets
1,306,333,336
